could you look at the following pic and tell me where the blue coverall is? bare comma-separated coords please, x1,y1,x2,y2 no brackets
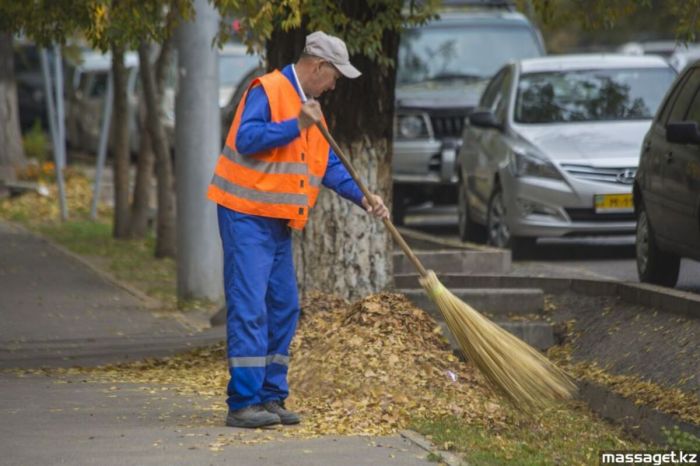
218,64,363,411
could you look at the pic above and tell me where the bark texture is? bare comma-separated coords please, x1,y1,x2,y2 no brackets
111,45,132,238
138,41,176,258
128,111,155,238
0,33,26,187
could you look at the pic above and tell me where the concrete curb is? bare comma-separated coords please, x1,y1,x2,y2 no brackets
398,288,544,316
394,227,700,318
579,380,700,445
399,430,467,466
396,273,700,319
393,250,512,275
395,269,700,440
397,227,500,253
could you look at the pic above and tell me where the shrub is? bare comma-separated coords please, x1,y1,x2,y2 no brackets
22,120,48,163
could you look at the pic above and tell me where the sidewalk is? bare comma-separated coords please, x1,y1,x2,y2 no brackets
0,220,438,465
0,220,223,368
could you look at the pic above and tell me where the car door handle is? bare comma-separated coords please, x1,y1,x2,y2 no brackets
665,152,674,163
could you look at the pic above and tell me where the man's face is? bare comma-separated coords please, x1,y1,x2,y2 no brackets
306,60,341,98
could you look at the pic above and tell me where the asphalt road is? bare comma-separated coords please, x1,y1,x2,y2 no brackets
402,204,700,295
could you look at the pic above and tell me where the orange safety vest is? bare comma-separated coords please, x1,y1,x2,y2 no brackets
207,69,330,230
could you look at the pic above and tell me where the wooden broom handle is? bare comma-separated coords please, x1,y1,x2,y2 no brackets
315,122,429,278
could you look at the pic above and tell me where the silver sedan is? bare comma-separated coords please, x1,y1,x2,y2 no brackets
457,54,677,257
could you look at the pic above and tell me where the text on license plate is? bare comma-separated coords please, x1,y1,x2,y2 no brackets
594,193,634,213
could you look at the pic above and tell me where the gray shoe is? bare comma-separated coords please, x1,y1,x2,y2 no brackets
226,405,281,428
263,400,300,425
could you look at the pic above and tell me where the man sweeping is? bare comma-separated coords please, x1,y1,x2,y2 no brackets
207,31,390,428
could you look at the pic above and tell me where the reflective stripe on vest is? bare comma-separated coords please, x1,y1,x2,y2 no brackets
222,146,308,176
211,174,308,206
207,69,330,229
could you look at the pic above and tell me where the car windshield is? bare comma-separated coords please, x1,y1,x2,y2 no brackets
397,25,542,85
219,53,259,86
515,67,677,123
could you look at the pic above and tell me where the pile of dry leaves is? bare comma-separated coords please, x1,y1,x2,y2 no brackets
287,292,506,436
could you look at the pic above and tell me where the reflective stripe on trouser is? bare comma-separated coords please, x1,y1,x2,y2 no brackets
217,205,300,411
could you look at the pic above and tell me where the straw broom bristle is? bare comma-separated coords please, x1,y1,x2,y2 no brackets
419,270,576,411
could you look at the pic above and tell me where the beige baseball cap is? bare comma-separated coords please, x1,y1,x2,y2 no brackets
303,31,361,79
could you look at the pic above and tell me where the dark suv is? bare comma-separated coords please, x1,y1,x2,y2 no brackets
391,2,545,224
634,59,700,287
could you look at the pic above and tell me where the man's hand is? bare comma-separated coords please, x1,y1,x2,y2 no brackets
361,194,390,220
298,100,323,130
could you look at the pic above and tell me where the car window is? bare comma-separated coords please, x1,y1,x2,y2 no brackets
89,72,109,98
666,68,700,123
14,45,41,74
656,71,691,124
685,78,700,126
219,53,259,87
77,72,93,95
515,67,676,124
397,24,542,85
480,68,506,109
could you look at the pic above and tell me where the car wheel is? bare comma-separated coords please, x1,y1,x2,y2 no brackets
487,186,510,249
457,177,485,243
636,202,680,287
487,185,535,259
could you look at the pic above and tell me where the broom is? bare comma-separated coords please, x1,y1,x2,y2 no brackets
316,122,576,411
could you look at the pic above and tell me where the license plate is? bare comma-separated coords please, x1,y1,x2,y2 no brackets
594,193,633,213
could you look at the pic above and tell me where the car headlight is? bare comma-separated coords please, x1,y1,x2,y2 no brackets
395,114,430,139
510,150,563,180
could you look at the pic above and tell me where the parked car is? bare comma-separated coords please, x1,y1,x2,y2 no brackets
65,50,141,154
158,42,260,151
634,59,700,287
13,39,82,133
668,46,700,73
457,54,677,257
391,2,545,224
617,41,683,59
14,40,49,133
65,42,260,156
619,40,700,73
218,43,264,140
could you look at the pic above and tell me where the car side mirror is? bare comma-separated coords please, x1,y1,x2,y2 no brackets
666,121,700,145
469,110,502,131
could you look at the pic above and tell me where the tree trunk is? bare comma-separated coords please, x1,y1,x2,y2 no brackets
111,44,132,238
0,33,26,190
265,27,307,72
267,3,398,300
138,41,176,258
129,36,173,239
128,106,155,238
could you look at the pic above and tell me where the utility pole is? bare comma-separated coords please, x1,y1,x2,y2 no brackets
40,48,68,221
174,0,223,303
